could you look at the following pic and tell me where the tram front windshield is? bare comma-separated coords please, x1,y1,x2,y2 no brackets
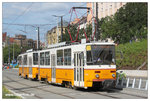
87,45,115,65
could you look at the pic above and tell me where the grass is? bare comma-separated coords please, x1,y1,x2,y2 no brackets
116,39,148,70
2,85,22,99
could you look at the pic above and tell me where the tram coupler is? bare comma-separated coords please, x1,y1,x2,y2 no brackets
102,80,116,89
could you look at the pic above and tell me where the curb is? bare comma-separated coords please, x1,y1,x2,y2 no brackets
7,88,25,99
117,70,148,78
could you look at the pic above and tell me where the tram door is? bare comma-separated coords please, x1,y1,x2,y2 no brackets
29,56,32,78
51,54,56,83
22,55,24,76
22,56,24,76
74,52,84,87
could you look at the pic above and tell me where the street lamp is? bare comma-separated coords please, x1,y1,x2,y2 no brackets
52,15,59,43
52,15,64,43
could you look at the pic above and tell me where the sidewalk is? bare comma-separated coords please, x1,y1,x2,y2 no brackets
117,70,148,78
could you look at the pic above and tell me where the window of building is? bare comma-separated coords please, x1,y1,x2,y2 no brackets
120,3,122,6
88,10,91,14
57,50,63,65
110,5,112,8
45,51,50,65
33,53,38,65
40,52,45,65
64,49,71,65
115,3,117,8
23,55,27,65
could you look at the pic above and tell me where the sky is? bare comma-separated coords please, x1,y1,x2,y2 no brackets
2,2,87,42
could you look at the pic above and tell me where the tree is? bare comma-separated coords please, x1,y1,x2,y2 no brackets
61,23,94,42
61,25,78,42
3,44,21,63
100,3,148,44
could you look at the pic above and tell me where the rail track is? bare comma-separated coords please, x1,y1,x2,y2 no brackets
4,76,75,99
3,70,148,99
4,75,120,99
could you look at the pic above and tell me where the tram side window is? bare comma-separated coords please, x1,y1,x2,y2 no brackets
45,52,50,65
64,49,71,65
23,55,27,65
40,52,45,65
57,50,63,65
86,51,92,65
74,54,76,66
20,56,22,65
33,53,38,65
18,56,22,65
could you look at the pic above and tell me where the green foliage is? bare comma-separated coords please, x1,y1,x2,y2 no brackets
2,85,21,99
3,44,21,63
3,43,34,63
116,39,147,70
100,3,148,44
62,23,92,42
62,3,147,44
61,25,78,42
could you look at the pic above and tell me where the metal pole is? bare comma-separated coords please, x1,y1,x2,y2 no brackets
61,16,63,42
52,15,64,43
132,78,136,88
37,27,40,50
21,38,22,53
138,78,142,89
57,17,59,43
8,36,10,65
13,42,14,61
96,2,99,41
126,77,130,88
92,2,95,41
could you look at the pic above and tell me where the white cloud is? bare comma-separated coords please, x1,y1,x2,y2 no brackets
2,2,86,19
31,3,70,12
2,3,30,18
3,2,71,19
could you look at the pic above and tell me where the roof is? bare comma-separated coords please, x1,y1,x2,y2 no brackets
9,37,14,43
18,41,115,56
2,32,7,42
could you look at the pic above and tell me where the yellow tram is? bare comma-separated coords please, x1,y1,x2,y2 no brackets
18,41,116,89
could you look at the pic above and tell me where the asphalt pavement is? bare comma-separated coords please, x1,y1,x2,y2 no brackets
2,68,148,99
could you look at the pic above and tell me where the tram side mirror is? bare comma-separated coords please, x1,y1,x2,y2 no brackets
79,52,84,60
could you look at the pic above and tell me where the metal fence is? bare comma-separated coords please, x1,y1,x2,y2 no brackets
116,76,148,90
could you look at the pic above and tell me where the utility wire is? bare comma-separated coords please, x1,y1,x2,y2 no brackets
3,2,34,30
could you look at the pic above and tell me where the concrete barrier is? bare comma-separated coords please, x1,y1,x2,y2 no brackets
117,70,148,78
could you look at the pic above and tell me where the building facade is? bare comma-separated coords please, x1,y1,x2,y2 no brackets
71,16,87,29
87,2,126,23
14,34,37,49
2,33,37,49
2,32,7,48
46,26,66,45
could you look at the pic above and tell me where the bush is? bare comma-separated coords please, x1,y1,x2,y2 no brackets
116,39,147,70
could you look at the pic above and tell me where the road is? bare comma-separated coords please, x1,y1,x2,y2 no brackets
2,69,148,99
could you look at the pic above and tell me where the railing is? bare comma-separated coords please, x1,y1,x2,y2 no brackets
116,76,148,90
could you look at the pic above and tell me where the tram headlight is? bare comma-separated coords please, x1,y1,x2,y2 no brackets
95,74,99,78
112,74,115,77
